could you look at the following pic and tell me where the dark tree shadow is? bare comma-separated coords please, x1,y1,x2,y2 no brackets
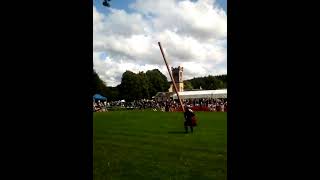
168,131,187,134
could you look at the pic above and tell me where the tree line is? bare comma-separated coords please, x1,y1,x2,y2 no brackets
93,69,227,101
184,75,227,90
93,69,169,101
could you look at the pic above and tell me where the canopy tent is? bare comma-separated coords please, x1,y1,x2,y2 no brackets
172,89,227,99
93,94,107,101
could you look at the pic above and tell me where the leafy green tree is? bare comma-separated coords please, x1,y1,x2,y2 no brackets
137,72,150,99
119,71,138,101
146,69,170,96
184,81,193,90
93,70,108,96
188,75,227,90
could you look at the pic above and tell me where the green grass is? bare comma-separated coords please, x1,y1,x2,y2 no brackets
94,111,227,180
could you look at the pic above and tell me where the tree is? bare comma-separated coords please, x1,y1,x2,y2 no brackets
205,76,219,89
188,74,227,90
117,69,169,101
104,86,119,101
146,69,170,96
184,81,193,90
137,72,150,99
119,71,138,101
93,70,108,96
189,77,206,89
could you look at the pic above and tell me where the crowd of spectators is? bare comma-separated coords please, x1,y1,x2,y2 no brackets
96,98,227,112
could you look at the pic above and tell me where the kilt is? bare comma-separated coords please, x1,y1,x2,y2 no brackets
191,116,197,126
184,116,197,127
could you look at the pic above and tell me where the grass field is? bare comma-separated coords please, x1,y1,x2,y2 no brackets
94,111,227,180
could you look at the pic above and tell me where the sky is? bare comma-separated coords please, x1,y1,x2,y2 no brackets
93,0,227,87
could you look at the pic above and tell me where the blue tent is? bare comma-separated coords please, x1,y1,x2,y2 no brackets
93,94,107,101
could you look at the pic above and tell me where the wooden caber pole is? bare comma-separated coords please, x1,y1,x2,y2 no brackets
158,42,185,112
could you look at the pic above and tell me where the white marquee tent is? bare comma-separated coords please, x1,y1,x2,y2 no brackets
172,89,227,99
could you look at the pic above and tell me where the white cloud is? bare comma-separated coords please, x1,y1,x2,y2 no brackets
93,0,227,87
130,0,227,40
93,52,161,86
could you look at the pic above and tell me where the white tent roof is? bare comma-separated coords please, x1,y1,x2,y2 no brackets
172,89,227,99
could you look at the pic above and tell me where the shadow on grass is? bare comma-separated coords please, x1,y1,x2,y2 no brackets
168,131,187,134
